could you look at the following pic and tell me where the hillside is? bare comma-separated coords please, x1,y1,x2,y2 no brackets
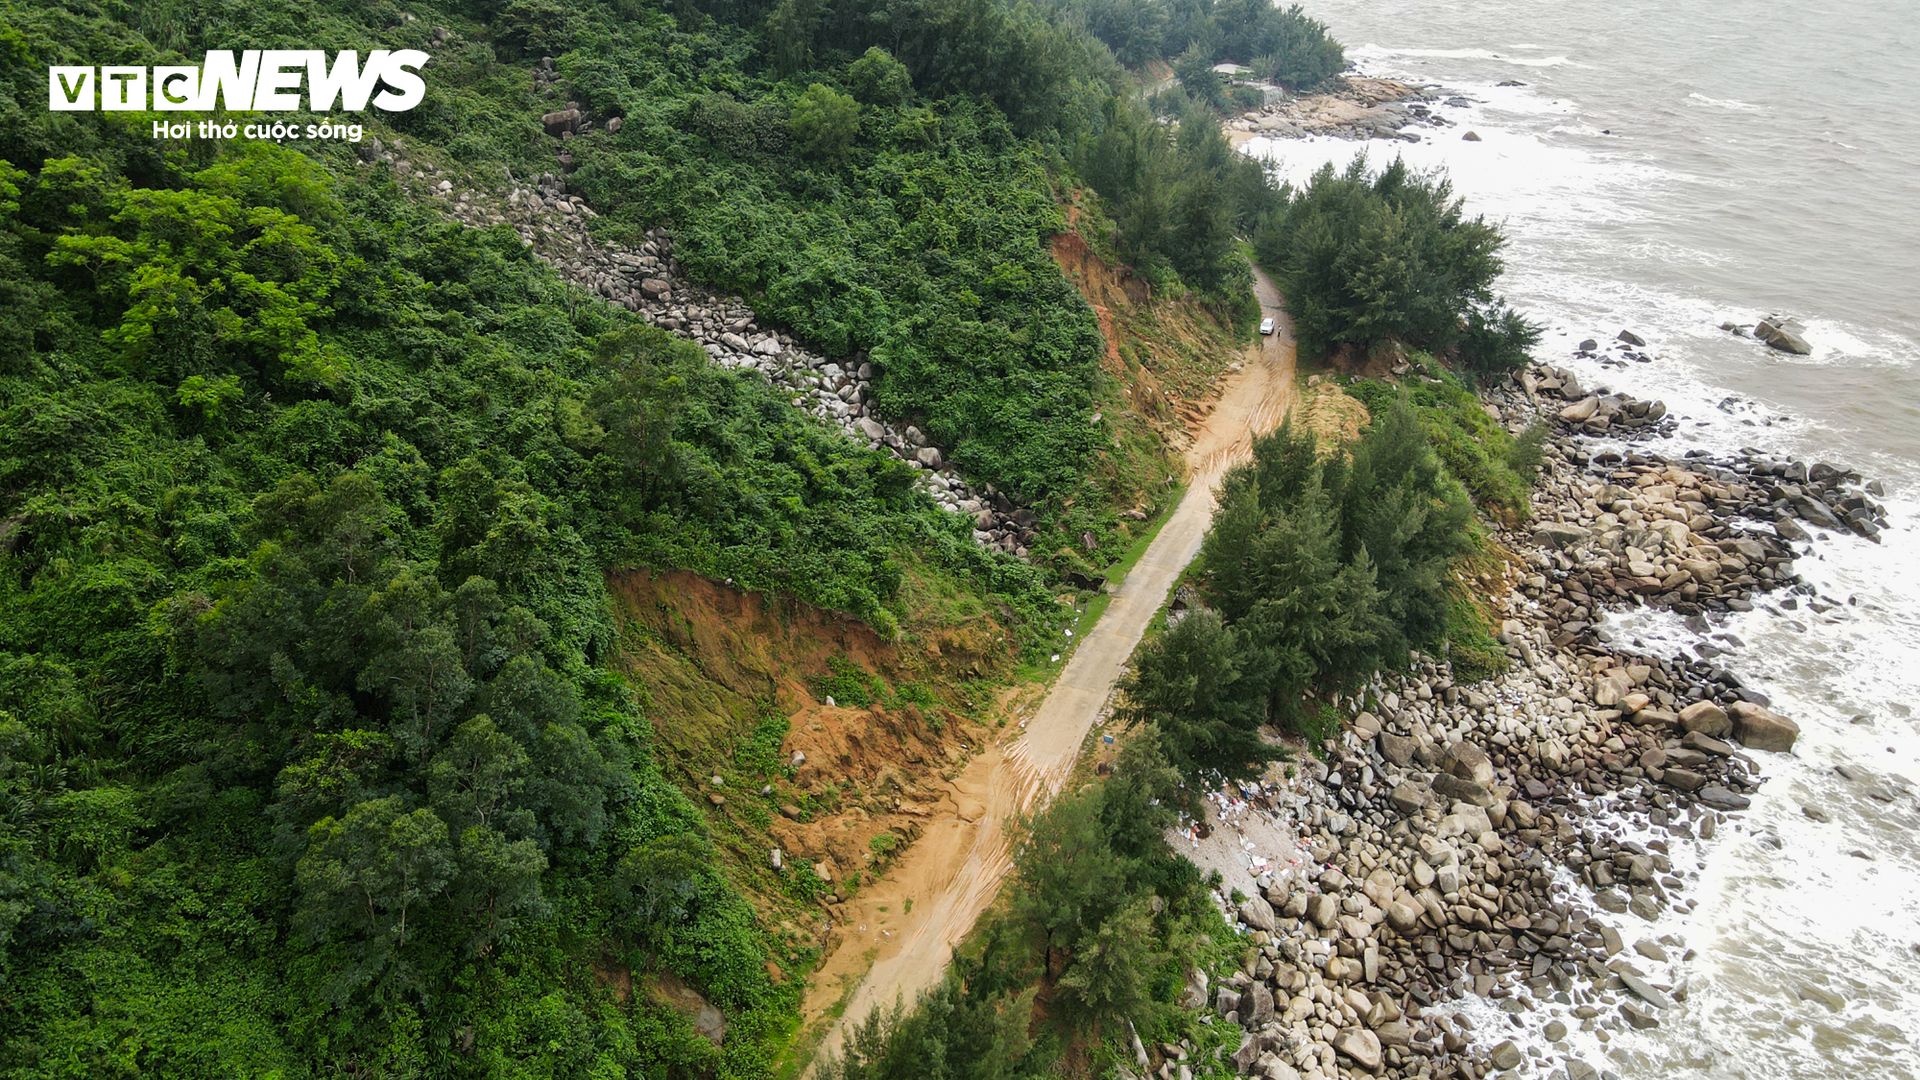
0,0,1322,1074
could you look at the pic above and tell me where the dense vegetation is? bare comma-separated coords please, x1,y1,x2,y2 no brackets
1124,398,1489,765
1065,0,1344,88
1344,363,1546,520
821,738,1234,1078
1077,92,1279,305
561,0,1316,497
1254,156,1540,371
0,0,1368,1072
0,121,1082,1072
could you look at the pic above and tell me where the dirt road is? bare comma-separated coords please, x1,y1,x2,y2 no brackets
800,272,1297,1069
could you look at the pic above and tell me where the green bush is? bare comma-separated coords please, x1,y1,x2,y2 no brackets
1191,400,1477,728
1076,0,1344,89
790,83,862,165
847,47,914,106
1117,611,1284,785
1345,369,1539,518
1255,156,1535,366
811,656,887,708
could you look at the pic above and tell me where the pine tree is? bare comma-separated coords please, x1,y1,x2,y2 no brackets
1116,609,1279,784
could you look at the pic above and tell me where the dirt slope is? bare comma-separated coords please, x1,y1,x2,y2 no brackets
801,268,1298,1067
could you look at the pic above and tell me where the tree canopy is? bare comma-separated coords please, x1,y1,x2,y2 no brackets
1254,156,1539,369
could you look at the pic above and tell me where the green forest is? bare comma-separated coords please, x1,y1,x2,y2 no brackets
0,0,1326,1073
0,0,1547,1073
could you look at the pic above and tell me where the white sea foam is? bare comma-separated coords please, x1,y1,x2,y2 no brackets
1687,91,1765,111
1349,43,1579,68
1240,23,1920,1074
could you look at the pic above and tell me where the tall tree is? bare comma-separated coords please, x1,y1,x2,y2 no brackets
294,796,455,994
1117,610,1279,784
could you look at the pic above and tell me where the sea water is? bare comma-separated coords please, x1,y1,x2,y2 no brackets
1244,2,1920,1075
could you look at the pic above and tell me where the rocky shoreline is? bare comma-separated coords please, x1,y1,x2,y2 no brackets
1225,76,1462,144
1155,347,1892,1080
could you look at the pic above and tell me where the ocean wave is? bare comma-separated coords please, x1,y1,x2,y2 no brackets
1778,318,1917,369
1687,91,1765,111
1348,43,1578,67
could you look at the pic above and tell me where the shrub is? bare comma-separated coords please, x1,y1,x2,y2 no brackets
1117,610,1283,785
790,83,861,166
1255,156,1523,365
847,47,914,106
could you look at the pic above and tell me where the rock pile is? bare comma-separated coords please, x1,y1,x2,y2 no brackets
1571,332,1660,372
1753,316,1812,356
1163,339,1880,1080
1188,607,1800,1080
1511,364,1677,440
1226,78,1454,142
361,138,1040,556
1495,358,1892,547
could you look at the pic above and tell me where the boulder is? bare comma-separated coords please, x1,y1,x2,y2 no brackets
1375,1019,1413,1048
1620,972,1676,1010
1682,731,1734,756
1390,781,1430,816
1385,901,1423,934
1618,329,1647,346
1239,896,1276,933
1379,732,1415,766
1181,967,1209,1010
1621,1002,1661,1029
1230,1033,1259,1072
1333,1028,1383,1071
1254,1052,1301,1080
1662,767,1706,791
1431,772,1495,808
1677,700,1732,738
1756,316,1812,355
1325,955,1361,981
1362,869,1397,908
1246,983,1275,1025
1633,707,1679,728
1699,785,1752,810
1559,396,1601,423
1729,701,1800,752
1489,1040,1523,1071
1445,741,1495,785
1593,669,1633,707
1534,522,1591,550
1307,894,1339,929
1446,802,1493,837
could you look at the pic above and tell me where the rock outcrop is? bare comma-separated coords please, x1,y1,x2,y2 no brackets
1755,315,1813,355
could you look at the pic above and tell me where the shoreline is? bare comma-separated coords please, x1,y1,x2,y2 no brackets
1171,176,1891,1077
1223,75,1452,149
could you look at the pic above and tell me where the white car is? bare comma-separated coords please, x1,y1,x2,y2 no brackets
1259,316,1276,336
